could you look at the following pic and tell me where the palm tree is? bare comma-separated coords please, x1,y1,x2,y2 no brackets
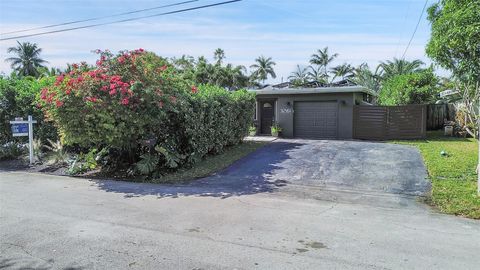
310,47,339,78
38,66,62,77
352,63,382,94
378,58,424,80
250,56,276,84
5,41,47,77
330,63,355,82
307,66,328,84
288,65,309,86
213,48,225,65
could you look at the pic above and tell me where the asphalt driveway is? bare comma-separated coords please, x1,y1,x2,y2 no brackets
1,140,479,269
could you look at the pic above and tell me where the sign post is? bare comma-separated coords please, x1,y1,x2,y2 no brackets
10,115,37,164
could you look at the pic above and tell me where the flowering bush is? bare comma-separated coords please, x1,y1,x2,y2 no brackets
38,49,183,149
38,49,255,175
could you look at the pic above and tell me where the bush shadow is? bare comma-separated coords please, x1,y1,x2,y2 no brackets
92,142,304,199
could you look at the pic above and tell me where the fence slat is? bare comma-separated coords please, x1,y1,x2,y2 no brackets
426,104,455,130
353,105,427,140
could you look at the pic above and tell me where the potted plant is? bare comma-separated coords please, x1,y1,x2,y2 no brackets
248,126,257,136
271,122,282,137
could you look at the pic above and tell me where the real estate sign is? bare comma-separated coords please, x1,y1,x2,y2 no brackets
10,116,37,164
11,123,29,137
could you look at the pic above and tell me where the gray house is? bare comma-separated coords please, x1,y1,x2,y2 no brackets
253,85,374,139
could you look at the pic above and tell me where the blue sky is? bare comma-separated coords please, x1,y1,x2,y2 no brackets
0,0,435,82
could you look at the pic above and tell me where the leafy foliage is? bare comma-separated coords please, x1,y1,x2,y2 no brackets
43,139,69,165
330,63,354,82
174,50,250,91
39,49,256,176
426,0,480,83
378,69,440,105
0,142,27,161
378,58,425,80
0,75,58,144
288,65,309,86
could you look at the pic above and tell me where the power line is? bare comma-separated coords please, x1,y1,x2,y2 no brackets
1,0,199,35
0,0,242,41
401,0,429,59
394,0,413,58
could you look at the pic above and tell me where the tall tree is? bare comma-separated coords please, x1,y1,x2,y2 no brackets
330,63,354,82
288,65,309,86
426,0,480,83
307,66,328,84
213,48,225,65
309,47,339,78
378,58,425,80
5,41,47,77
352,63,382,94
250,56,276,84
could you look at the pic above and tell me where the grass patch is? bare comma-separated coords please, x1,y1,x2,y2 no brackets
393,131,479,219
151,141,267,183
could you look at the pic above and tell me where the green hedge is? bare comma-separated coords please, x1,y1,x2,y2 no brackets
175,85,255,165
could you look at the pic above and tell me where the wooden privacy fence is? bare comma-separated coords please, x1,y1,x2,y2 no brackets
426,104,456,130
353,105,427,140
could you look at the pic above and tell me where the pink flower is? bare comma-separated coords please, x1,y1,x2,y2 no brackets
55,75,64,86
191,86,198,94
40,88,48,100
121,98,129,105
109,89,117,96
55,100,64,108
118,56,125,64
85,97,98,103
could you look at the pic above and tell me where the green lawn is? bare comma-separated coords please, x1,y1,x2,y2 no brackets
152,141,267,183
393,131,480,219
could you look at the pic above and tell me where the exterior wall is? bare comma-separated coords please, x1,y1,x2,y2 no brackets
256,93,356,139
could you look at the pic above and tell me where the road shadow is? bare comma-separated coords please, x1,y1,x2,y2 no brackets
0,258,85,270
93,142,304,199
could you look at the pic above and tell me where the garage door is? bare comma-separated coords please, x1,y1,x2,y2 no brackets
294,101,338,139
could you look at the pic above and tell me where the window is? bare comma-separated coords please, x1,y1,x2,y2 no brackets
263,103,272,108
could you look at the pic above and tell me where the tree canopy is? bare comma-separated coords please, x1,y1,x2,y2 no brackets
426,0,480,83
377,69,440,106
5,41,47,77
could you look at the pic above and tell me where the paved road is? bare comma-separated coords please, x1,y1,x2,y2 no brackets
1,140,479,269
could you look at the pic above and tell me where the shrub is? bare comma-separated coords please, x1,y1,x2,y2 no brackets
0,142,27,161
39,49,255,176
0,76,57,144
378,69,440,105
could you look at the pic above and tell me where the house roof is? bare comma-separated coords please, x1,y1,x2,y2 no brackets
252,85,377,96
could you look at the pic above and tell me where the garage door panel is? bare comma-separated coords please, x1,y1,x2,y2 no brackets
294,101,338,139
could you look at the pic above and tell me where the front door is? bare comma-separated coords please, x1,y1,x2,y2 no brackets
260,101,275,135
